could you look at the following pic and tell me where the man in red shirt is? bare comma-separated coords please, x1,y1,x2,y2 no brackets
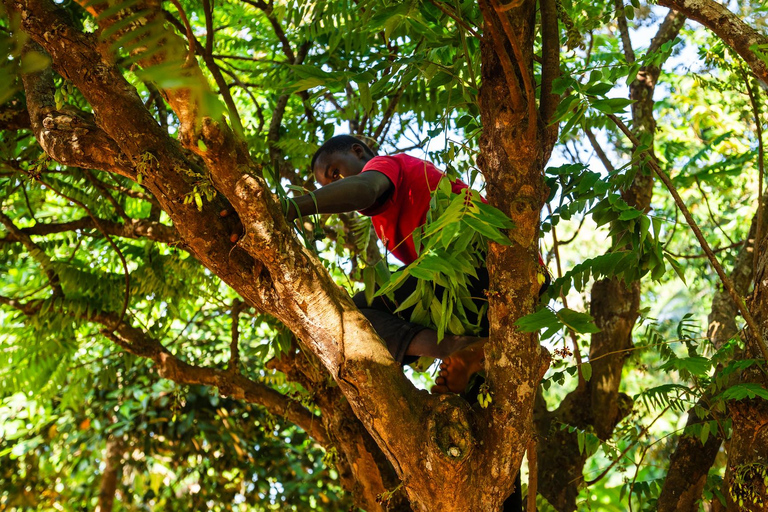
287,135,538,511
284,135,520,394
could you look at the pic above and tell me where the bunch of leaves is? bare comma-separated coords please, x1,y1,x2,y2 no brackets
729,462,768,509
373,179,512,340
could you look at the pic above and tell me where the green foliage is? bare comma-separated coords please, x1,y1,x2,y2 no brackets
374,180,511,340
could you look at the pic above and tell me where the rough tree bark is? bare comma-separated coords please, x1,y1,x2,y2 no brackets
536,10,685,510
2,0,559,509
476,0,557,504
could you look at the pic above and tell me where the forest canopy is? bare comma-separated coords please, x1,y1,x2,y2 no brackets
1,0,768,510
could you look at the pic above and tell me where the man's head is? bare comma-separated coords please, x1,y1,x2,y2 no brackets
311,135,376,186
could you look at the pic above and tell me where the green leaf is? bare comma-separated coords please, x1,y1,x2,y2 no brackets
720,383,768,401
557,308,601,334
584,82,613,96
463,215,511,245
581,362,592,382
197,139,208,152
618,208,642,220
515,307,559,332
664,253,687,285
700,421,710,445
428,71,454,88
659,356,711,376
20,51,51,74
357,80,372,113
590,97,634,114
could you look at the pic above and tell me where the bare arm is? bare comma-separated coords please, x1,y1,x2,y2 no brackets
284,171,393,221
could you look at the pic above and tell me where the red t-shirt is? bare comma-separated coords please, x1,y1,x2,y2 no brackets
359,154,469,264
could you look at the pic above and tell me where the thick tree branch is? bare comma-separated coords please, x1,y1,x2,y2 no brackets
478,0,525,113
20,44,135,179
539,0,560,130
613,0,635,64
657,0,768,85
490,0,537,141
95,435,125,512
0,217,179,245
98,319,330,445
162,8,244,134
0,291,330,445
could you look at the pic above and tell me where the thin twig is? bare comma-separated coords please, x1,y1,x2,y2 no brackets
744,71,765,275
168,0,196,67
21,183,36,223
585,404,670,487
607,113,768,362
694,177,734,244
548,204,585,388
584,127,615,173
229,298,244,374
427,0,481,38
456,0,478,90
558,216,586,245
84,170,130,222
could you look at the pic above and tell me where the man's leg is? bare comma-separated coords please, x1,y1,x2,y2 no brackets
434,266,552,393
352,266,489,364
352,291,481,364
432,267,491,393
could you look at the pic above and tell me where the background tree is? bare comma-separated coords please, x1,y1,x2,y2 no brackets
1,0,768,511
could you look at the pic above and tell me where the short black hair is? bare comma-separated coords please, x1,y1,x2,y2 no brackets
310,135,376,172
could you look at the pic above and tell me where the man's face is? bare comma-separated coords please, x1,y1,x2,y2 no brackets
313,145,369,186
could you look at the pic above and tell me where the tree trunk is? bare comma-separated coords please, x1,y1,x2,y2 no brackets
477,0,552,506
95,435,125,512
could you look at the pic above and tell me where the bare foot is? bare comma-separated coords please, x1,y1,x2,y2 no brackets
431,340,486,394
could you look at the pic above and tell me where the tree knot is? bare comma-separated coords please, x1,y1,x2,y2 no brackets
427,398,474,463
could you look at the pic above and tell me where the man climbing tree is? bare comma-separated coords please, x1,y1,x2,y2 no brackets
4,0,768,510
283,134,549,396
